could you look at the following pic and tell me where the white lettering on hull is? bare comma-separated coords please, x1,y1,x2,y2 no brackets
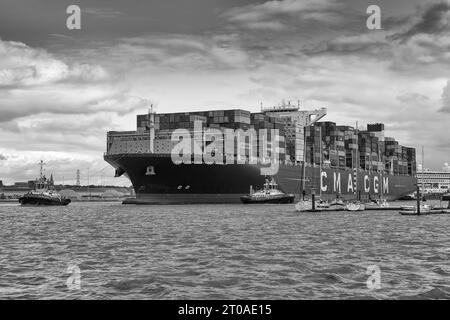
347,173,354,193
383,177,389,194
321,171,328,192
364,175,370,193
333,172,341,193
317,171,390,195
374,176,379,193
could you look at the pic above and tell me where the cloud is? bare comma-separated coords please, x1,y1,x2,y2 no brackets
397,93,430,104
296,25,450,78
84,8,124,19
389,1,450,41
222,0,344,31
0,38,147,122
0,154,7,160
67,34,253,79
440,80,450,112
0,38,108,87
389,34,450,75
302,33,390,56
0,86,147,123
2,0,450,179
0,112,131,154
244,21,288,31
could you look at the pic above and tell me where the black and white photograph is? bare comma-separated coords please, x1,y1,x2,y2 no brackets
0,0,449,305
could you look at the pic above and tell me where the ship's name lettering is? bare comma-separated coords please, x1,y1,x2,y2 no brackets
321,172,389,194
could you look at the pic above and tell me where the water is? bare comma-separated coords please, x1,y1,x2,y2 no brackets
0,201,449,299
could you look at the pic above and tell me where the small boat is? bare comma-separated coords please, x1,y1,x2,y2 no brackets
240,178,295,204
317,199,330,208
400,147,433,216
345,201,365,211
399,193,416,201
295,200,313,212
400,203,431,211
295,198,330,212
399,204,431,215
18,161,71,206
329,198,346,207
365,198,389,208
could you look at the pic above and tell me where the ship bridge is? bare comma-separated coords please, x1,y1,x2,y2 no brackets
262,103,327,163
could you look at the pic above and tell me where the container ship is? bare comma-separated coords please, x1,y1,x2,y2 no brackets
104,103,417,204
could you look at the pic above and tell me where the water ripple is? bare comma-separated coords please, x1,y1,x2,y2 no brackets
0,201,449,299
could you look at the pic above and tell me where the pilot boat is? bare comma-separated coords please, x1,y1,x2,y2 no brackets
18,161,71,206
240,178,295,204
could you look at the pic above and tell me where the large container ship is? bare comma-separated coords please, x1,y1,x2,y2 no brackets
104,103,417,204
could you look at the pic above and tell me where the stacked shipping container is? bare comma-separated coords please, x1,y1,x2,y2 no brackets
304,122,415,175
133,110,416,175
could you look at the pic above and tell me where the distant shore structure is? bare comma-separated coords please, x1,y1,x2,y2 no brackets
417,164,450,196
0,183,132,201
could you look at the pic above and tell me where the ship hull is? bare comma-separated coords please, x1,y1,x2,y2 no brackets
19,194,71,206
105,153,417,204
240,194,295,204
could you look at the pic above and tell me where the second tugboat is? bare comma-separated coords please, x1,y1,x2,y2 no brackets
19,161,71,206
240,178,295,204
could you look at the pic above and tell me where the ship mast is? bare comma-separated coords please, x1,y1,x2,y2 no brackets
416,146,424,214
148,103,155,153
319,126,322,198
355,121,359,200
421,146,424,200
301,126,307,198
36,160,46,190
39,160,45,180
379,145,383,201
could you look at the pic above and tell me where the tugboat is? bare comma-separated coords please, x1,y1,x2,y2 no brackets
240,178,295,204
18,161,71,206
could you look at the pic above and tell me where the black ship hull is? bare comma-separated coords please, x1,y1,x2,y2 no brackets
105,153,417,204
19,194,71,206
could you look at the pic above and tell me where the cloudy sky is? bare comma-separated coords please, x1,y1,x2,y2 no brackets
1,0,450,185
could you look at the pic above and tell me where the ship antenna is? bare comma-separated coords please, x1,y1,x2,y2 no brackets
39,160,45,180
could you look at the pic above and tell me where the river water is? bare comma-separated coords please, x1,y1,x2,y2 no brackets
0,201,449,299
